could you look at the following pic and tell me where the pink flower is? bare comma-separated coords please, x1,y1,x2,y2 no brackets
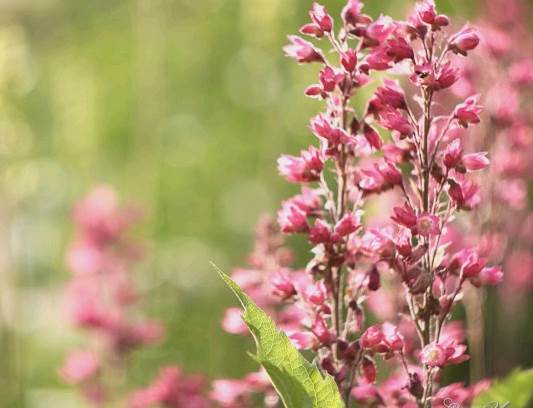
392,203,417,229
479,266,503,285
289,331,317,350
384,37,414,62
435,61,460,90
462,152,489,171
59,351,100,385
277,146,324,183
377,161,403,186
420,343,447,367
443,139,463,169
454,95,483,127
448,174,480,209
271,272,297,299
381,322,403,351
309,3,333,33
362,357,377,383
374,80,407,110
311,315,335,344
449,25,480,55
335,213,360,237
416,0,437,24
377,108,414,138
309,113,352,151
209,379,249,407
283,35,324,64
319,66,340,93
361,325,384,349
341,49,358,73
222,307,247,334
351,384,380,403
420,339,468,367
366,15,396,43
309,219,332,244
366,48,394,71
416,213,440,237
278,201,308,233
303,280,327,306
341,0,364,27
129,366,209,408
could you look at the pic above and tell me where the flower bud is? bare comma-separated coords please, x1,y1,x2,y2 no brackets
362,356,377,383
363,124,383,150
462,153,489,171
449,25,480,55
454,95,483,127
341,49,358,73
479,266,503,285
283,35,324,64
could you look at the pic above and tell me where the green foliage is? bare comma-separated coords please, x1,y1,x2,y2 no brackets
473,369,533,408
213,263,345,408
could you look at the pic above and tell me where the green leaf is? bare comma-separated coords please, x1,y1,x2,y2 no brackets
213,263,345,408
473,369,533,408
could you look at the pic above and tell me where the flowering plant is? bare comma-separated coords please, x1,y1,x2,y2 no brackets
59,186,210,407
214,1,503,407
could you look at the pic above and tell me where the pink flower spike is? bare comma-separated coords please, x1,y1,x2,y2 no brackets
416,213,440,237
449,25,480,55
462,152,489,171
283,35,324,64
479,266,503,285
310,3,333,33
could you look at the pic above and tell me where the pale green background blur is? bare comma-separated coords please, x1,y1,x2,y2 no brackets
0,0,525,407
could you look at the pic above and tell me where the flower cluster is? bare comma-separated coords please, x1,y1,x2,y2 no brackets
217,1,501,407
60,186,209,407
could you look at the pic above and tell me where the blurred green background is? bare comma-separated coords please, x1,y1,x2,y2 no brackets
0,0,523,407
